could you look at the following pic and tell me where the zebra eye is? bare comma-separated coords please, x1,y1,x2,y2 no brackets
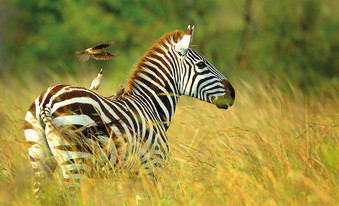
196,61,206,68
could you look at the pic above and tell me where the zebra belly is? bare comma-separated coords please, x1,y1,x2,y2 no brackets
49,116,144,177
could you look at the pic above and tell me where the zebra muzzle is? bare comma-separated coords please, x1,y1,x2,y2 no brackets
214,80,235,109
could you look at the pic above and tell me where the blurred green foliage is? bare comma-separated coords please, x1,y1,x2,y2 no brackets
1,0,338,92
250,0,339,91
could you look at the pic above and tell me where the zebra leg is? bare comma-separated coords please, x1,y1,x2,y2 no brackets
140,154,164,182
24,110,57,201
42,115,92,195
139,138,167,181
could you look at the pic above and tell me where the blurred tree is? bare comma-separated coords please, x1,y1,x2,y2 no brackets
2,0,338,93
248,0,339,90
237,0,253,69
4,0,217,77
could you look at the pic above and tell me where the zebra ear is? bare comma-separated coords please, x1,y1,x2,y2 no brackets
175,25,194,56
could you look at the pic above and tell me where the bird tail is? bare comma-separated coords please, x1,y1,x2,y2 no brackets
76,50,91,62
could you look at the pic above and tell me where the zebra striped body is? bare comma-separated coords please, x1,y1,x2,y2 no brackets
24,26,235,199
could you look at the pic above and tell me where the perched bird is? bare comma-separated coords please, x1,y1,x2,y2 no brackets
89,68,103,91
107,85,125,99
76,41,117,62
115,84,125,96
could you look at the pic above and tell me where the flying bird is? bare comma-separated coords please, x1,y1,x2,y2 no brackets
89,68,103,91
76,41,117,62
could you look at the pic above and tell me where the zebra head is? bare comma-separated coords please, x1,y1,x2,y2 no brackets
175,26,235,109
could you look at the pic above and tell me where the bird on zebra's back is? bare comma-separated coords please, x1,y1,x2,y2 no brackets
115,84,125,96
107,84,125,99
89,68,103,91
76,41,118,62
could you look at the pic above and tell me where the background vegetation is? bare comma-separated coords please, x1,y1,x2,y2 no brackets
0,0,338,205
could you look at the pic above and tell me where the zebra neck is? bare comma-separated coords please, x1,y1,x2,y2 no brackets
128,75,180,131
124,34,183,129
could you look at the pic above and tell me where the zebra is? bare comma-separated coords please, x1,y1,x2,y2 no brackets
24,25,235,199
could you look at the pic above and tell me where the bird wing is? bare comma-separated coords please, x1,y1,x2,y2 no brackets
76,50,91,62
92,41,113,50
89,80,99,90
89,75,99,90
89,83,95,90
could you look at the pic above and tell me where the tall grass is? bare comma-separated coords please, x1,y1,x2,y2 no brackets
0,71,337,205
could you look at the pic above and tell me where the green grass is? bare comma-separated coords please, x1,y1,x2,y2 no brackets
0,71,338,205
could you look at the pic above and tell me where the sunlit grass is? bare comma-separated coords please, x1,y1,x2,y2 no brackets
0,72,338,205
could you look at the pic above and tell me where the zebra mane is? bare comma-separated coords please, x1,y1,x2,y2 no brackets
125,30,185,93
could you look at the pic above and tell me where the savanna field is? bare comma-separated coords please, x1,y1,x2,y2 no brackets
1,0,339,205
0,70,337,205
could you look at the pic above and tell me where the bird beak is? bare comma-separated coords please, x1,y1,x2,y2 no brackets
100,68,103,74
